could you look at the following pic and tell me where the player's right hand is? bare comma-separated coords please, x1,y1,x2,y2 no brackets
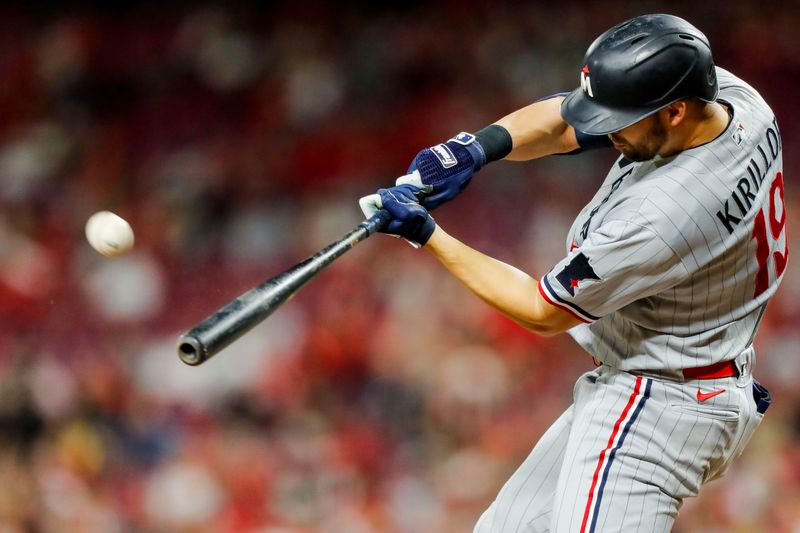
399,132,486,210
359,184,436,248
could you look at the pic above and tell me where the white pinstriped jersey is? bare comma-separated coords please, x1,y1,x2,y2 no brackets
539,67,787,376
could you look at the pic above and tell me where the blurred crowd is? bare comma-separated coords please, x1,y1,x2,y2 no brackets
1,2,799,532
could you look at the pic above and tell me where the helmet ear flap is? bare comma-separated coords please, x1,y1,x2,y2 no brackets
705,64,718,97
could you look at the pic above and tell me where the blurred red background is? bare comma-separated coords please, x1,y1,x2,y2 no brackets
1,2,798,531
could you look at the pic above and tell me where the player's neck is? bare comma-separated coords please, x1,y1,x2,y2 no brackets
658,102,730,158
678,103,730,152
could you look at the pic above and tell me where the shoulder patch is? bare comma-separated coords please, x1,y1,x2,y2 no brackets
556,253,600,296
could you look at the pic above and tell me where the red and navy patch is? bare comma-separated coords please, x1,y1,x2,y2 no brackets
731,122,746,146
556,253,600,296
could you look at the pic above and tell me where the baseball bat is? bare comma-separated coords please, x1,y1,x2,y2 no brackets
177,209,392,366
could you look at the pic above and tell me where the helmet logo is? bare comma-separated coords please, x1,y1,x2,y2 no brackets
580,66,594,97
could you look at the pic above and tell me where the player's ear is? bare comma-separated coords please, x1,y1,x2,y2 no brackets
663,101,688,127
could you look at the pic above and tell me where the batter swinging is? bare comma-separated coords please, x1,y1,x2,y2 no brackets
360,14,781,532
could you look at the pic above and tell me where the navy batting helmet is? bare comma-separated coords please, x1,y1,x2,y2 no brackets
561,14,718,135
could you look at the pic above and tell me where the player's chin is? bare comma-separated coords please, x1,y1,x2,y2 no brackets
613,144,633,158
610,138,636,158
618,146,654,162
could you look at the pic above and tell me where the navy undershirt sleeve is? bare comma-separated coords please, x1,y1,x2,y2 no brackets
536,93,613,153
573,129,613,151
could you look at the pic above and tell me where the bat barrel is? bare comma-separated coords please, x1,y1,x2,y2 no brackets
177,274,290,365
177,336,204,366
177,210,390,365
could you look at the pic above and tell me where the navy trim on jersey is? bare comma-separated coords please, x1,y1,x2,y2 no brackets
541,275,600,321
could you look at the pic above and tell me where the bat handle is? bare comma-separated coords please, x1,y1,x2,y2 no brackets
358,209,392,235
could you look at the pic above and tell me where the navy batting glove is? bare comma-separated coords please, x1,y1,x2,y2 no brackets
400,132,486,210
359,184,436,247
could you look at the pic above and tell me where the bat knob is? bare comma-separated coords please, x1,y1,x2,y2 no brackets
177,336,206,366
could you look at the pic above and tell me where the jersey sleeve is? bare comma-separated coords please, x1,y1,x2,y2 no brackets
538,219,689,322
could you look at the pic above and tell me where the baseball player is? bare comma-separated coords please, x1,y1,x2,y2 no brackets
360,13,783,532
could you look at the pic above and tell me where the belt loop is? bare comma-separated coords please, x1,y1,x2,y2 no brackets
735,347,754,387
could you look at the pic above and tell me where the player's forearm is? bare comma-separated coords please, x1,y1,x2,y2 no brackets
424,226,569,336
495,96,580,161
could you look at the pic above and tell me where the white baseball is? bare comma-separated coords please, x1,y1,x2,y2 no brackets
85,211,135,257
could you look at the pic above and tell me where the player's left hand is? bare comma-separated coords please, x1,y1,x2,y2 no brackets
398,132,486,210
359,184,436,248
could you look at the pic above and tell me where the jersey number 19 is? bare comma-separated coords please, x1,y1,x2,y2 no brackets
752,171,788,297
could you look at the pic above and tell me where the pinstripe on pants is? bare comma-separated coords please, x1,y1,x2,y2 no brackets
474,365,763,532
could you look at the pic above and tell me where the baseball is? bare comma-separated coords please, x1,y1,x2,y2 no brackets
85,211,135,257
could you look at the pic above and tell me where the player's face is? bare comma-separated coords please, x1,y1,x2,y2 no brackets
608,114,668,162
